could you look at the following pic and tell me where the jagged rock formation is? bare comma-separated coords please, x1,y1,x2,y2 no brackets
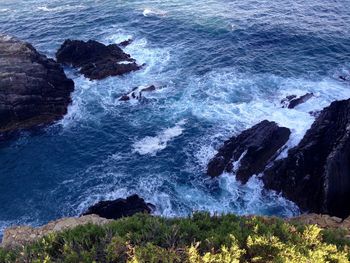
82,194,154,220
1,215,110,248
207,120,291,183
264,99,350,218
56,39,141,80
281,93,314,109
0,34,74,140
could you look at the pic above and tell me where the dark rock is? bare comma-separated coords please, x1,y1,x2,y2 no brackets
82,194,154,220
339,76,348,81
118,39,133,47
56,39,141,80
207,120,291,184
119,85,156,101
281,93,314,109
0,35,74,140
263,99,350,218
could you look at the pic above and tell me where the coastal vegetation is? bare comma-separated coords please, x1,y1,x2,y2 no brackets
1,213,349,262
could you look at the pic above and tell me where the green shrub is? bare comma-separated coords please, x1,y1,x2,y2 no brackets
0,213,349,263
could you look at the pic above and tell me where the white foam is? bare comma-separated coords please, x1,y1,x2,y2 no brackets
133,120,186,155
37,4,86,12
218,173,299,216
177,70,350,155
104,29,133,45
118,61,134,65
143,8,167,17
0,8,9,12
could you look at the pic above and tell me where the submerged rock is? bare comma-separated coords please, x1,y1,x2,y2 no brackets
0,34,74,140
118,38,133,47
56,39,141,80
119,85,156,101
264,99,350,218
281,93,314,109
207,120,291,184
1,215,110,248
82,194,154,220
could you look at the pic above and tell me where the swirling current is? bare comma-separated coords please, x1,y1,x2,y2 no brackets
0,0,350,235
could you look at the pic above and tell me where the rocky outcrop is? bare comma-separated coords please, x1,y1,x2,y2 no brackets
1,215,110,248
56,39,141,80
264,99,350,218
281,93,314,109
207,120,291,183
82,194,154,220
289,214,350,230
119,85,156,101
0,35,74,140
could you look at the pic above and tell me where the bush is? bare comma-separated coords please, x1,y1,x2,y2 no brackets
0,213,349,262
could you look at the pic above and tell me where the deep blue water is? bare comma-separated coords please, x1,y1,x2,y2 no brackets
1,0,350,234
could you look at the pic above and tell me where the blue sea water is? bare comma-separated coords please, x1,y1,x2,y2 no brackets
0,0,350,235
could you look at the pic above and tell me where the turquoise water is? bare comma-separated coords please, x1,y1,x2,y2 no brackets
0,0,350,234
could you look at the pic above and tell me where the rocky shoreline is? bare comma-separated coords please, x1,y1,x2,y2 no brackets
1,34,350,247
207,97,350,219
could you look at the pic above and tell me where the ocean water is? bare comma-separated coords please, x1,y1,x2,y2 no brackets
0,0,350,235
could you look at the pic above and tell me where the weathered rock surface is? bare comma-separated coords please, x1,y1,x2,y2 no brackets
264,99,350,218
289,213,350,230
0,34,74,140
281,93,314,109
207,120,291,183
82,194,154,220
1,215,111,248
56,39,141,80
119,85,156,101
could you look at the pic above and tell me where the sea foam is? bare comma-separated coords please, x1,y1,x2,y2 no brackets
143,8,167,17
133,120,186,155
37,4,86,12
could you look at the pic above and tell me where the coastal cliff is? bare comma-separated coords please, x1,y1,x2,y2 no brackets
0,35,74,140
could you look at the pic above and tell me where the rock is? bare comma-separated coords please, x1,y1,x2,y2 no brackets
264,99,350,218
1,215,110,248
56,39,141,80
118,39,133,47
288,214,349,230
82,194,154,220
339,75,348,81
0,34,74,140
281,93,314,109
207,120,291,183
119,85,156,101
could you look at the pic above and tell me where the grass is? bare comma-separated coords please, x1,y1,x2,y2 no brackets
0,212,349,262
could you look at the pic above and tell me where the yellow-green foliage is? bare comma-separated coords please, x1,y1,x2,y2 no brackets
0,213,349,263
